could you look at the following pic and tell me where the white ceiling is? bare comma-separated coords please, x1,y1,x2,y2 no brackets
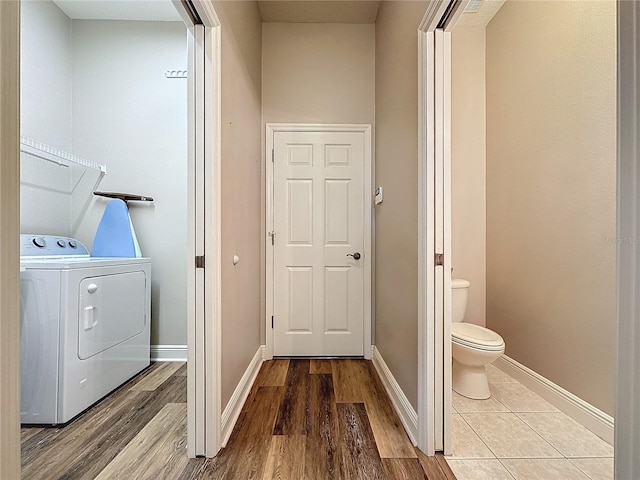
52,0,182,22
50,0,498,27
258,1,381,24
457,0,506,27
51,0,380,24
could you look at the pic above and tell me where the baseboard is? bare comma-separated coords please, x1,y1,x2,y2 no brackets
220,346,264,447
494,355,614,445
372,346,418,445
150,345,187,362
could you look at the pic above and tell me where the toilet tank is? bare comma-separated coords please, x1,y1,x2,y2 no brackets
451,278,470,323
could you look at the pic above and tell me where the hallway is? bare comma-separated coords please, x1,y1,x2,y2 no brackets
184,359,454,479
21,360,455,479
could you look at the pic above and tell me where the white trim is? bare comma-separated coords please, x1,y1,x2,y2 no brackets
150,345,188,362
494,355,614,445
419,0,450,31
187,23,206,458
372,347,418,445
262,345,274,361
417,0,477,455
616,0,640,475
182,0,222,459
417,27,436,455
220,346,264,447
265,123,373,360
417,0,459,456
434,28,445,453
441,29,453,457
192,0,221,28
203,17,222,459
184,20,197,460
264,124,275,361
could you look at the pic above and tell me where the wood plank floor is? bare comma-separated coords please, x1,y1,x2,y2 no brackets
21,360,456,480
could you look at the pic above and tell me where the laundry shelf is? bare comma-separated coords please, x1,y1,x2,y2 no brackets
20,136,106,173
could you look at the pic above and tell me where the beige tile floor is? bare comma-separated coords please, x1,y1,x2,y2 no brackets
446,364,613,480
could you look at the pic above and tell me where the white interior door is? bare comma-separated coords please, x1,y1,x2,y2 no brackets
270,127,370,357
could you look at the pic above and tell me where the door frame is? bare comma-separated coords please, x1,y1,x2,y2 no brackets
421,0,630,462
264,123,373,360
177,0,222,458
0,0,223,473
417,0,468,455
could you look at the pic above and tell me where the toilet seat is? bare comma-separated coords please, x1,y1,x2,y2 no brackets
452,323,505,351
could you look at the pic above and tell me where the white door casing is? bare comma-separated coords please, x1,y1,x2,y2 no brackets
417,0,466,455
266,124,372,358
177,0,221,458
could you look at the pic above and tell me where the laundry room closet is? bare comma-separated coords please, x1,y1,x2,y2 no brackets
20,0,189,354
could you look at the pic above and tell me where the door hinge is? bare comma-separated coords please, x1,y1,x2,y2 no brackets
195,255,205,269
268,231,275,245
271,149,274,162
271,315,274,328
435,253,444,266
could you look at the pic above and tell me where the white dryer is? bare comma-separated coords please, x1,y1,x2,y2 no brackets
20,234,151,425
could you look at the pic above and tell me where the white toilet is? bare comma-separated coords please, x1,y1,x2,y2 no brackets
451,278,505,399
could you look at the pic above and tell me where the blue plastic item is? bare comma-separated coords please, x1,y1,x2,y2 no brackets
91,199,137,257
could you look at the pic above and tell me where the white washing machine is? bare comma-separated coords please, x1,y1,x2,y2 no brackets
20,234,151,425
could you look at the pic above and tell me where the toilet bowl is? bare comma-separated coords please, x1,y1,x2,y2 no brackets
451,279,505,400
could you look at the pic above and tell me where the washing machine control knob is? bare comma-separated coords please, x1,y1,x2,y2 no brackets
68,240,77,248
32,237,46,248
57,240,66,248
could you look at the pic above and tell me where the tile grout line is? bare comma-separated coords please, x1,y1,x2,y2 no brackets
511,411,578,462
457,409,563,461
513,411,614,458
453,410,497,460
448,373,613,479
495,458,519,480
488,379,566,461
451,383,522,465
567,457,603,480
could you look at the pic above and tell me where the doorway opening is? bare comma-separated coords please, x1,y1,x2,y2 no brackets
16,0,220,469
443,1,617,477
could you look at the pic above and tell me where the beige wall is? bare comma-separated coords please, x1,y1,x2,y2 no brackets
215,1,263,409
451,26,486,326
0,0,21,476
262,23,375,125
486,1,616,415
375,1,428,410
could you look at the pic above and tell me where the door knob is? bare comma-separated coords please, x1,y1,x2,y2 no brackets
347,252,361,260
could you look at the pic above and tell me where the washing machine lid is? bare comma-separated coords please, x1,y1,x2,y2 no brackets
452,323,504,350
20,256,151,269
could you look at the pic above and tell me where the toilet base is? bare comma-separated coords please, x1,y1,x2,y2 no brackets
452,359,491,400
